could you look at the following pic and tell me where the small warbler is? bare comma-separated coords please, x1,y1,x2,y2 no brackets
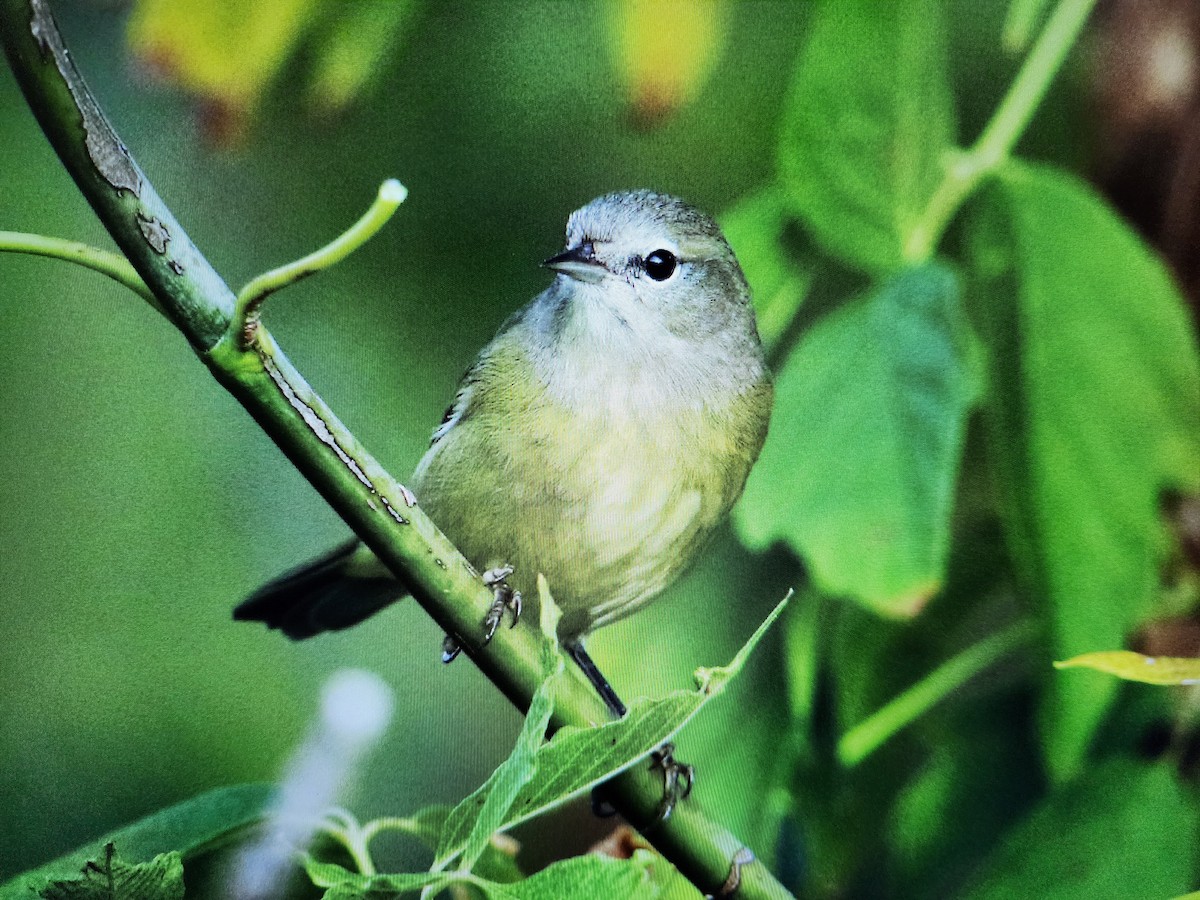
237,190,773,715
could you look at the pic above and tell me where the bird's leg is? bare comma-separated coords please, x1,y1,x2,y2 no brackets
565,641,627,718
482,565,522,641
441,565,522,664
591,742,694,824
649,742,695,823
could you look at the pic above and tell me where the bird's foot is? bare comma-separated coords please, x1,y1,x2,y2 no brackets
441,565,522,664
649,742,694,823
482,565,522,642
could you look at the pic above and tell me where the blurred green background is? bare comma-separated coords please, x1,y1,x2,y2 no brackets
4,1,1200,898
0,0,804,881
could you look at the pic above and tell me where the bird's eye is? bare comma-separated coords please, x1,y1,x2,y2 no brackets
643,249,678,281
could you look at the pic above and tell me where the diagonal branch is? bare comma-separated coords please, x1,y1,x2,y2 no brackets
0,2,794,898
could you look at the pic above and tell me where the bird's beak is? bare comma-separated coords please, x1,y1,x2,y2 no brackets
542,242,607,284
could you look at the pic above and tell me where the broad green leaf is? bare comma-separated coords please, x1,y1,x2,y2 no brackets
433,593,791,870
967,162,1200,781
779,0,955,273
435,577,566,872
720,186,815,349
963,760,1199,900
502,852,660,900
1055,651,1200,686
0,784,272,900
38,846,182,900
305,852,659,900
736,263,977,617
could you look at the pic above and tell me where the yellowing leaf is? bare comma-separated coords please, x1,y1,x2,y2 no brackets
1054,651,1200,685
608,0,729,125
128,0,320,131
126,0,418,141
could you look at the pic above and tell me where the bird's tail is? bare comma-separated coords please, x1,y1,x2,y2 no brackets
234,540,405,639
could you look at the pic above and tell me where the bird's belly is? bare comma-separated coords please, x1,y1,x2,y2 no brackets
417,403,725,639
518,426,711,634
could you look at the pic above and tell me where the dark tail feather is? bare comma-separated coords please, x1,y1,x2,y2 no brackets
235,540,404,639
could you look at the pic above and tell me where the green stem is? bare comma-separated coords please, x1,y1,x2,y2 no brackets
0,229,161,313
975,0,1096,169
905,0,1098,261
317,813,378,877
361,815,428,844
234,179,407,348
1002,0,1050,54
837,622,1037,768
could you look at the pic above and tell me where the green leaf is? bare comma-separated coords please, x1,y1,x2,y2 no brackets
502,852,660,900
778,0,955,273
38,845,183,900
305,852,660,900
471,834,525,887
1055,651,1200,686
435,576,566,872
304,856,443,898
719,185,815,348
433,593,791,870
963,760,1200,900
736,263,977,617
967,161,1200,780
0,784,272,900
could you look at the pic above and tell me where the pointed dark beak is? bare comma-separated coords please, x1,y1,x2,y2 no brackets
542,242,606,284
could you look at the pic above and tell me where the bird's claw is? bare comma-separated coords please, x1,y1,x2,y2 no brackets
482,566,522,643
441,566,521,663
649,742,694,823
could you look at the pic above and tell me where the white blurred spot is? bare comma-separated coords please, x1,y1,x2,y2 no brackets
322,668,394,744
1147,20,1198,112
228,668,395,899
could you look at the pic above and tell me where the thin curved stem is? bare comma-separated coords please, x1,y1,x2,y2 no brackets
837,621,1037,768
0,229,162,313
905,0,1098,261
233,179,407,348
317,820,378,877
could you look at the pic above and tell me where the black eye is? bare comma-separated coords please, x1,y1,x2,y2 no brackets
643,249,678,281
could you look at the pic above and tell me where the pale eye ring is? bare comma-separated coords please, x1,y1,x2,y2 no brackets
643,249,678,281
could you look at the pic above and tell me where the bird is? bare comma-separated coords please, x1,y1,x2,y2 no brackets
235,190,773,717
